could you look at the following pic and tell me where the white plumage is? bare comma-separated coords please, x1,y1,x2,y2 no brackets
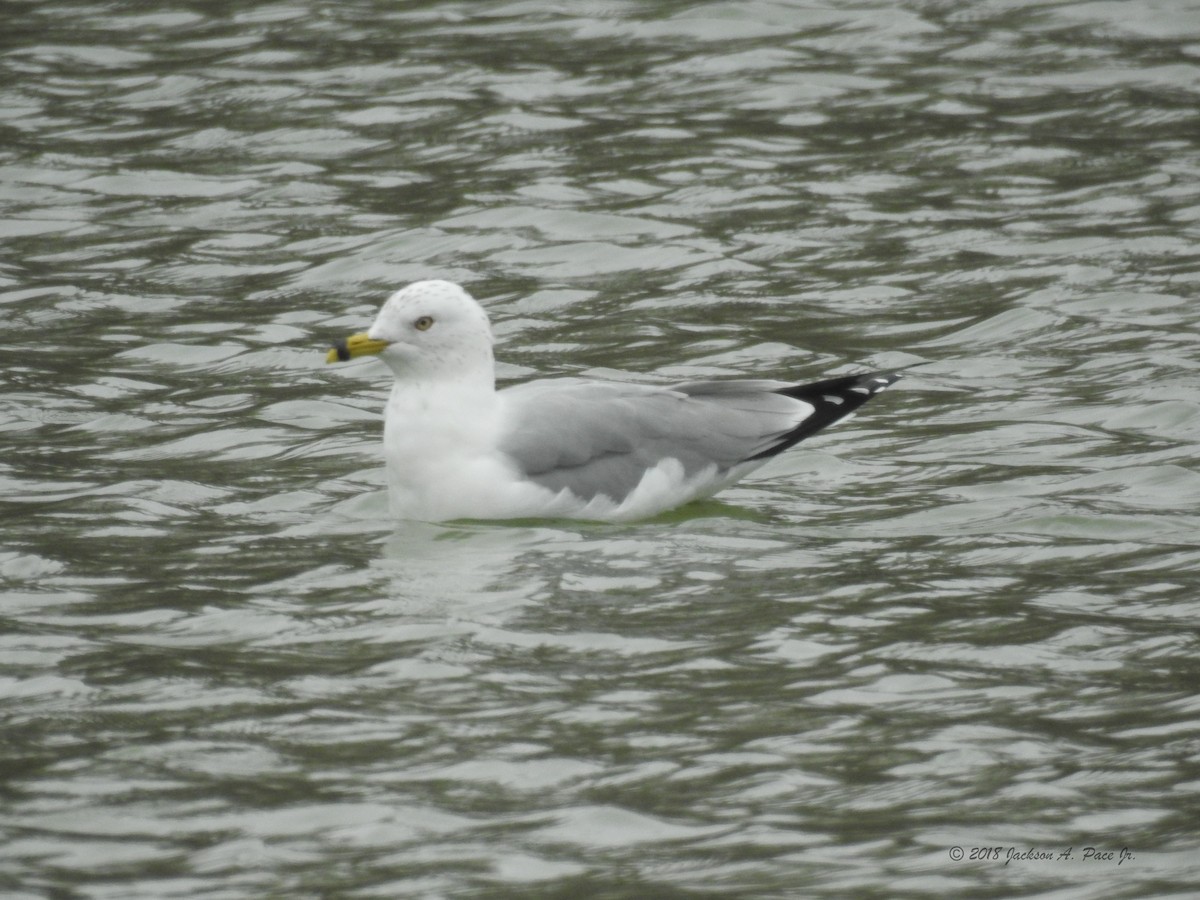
327,280,904,522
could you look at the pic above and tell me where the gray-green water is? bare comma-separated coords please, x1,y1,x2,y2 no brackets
4,1,1200,897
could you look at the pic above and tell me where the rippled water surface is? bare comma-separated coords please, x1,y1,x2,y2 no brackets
4,1,1200,896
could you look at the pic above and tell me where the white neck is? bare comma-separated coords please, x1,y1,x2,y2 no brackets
380,364,502,520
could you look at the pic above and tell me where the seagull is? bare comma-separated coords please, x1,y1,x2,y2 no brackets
326,280,906,522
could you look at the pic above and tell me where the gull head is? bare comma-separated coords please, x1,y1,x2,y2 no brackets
326,280,495,382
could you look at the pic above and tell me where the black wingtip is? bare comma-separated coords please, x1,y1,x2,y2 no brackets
743,368,907,462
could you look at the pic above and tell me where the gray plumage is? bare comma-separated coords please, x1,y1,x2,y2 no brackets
328,279,909,521
498,370,903,504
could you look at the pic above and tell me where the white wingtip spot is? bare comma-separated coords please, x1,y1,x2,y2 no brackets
850,386,871,395
822,394,845,405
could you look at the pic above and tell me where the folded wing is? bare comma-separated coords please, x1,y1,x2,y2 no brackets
496,371,902,504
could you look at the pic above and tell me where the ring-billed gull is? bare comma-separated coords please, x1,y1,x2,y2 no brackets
326,280,907,522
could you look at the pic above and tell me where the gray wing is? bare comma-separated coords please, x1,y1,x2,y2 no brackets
496,372,901,503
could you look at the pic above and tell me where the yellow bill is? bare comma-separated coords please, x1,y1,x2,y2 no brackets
326,332,390,364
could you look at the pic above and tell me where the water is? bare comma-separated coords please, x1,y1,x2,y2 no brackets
4,1,1200,896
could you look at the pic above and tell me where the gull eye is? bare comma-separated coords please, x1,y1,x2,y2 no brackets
414,315,434,331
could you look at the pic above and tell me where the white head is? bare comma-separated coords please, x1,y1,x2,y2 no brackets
328,280,495,385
